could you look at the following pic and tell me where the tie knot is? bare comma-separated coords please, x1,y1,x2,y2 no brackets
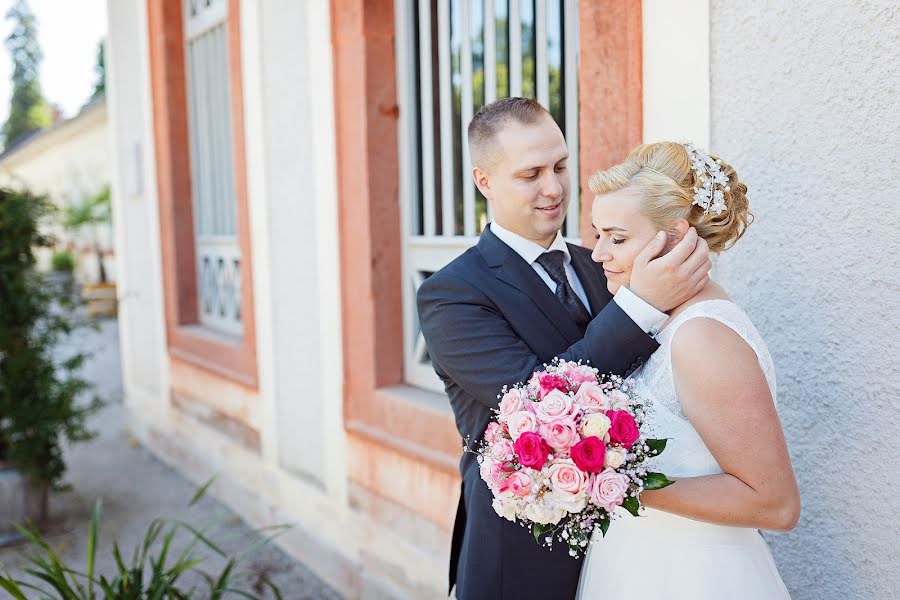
535,250,568,284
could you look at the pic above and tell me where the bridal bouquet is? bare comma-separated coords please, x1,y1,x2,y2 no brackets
472,360,673,558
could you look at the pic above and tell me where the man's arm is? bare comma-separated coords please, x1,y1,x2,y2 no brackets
417,272,659,411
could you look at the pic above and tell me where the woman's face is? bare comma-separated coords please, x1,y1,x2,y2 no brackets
590,187,661,295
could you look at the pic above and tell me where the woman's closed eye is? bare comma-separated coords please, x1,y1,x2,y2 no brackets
594,234,626,245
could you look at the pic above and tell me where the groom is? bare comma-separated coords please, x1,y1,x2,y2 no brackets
417,98,711,599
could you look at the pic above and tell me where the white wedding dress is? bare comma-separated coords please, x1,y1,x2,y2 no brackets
577,299,791,599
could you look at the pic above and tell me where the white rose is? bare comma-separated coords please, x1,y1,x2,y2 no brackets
604,447,627,469
492,497,519,522
523,499,566,525
581,413,611,439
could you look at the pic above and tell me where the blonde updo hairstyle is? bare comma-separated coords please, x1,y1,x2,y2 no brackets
588,142,752,252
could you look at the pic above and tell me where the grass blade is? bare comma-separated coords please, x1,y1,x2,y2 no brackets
0,575,29,600
172,521,227,558
87,498,102,598
189,477,216,507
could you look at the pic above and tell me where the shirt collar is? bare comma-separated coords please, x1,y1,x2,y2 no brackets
490,221,571,266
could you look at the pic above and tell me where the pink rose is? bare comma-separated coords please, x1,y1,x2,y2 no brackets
489,439,515,462
538,373,570,398
506,411,538,441
539,418,580,452
570,436,607,473
513,431,552,470
589,468,630,512
564,364,597,388
547,460,589,511
574,382,611,412
533,389,576,422
498,389,525,417
607,410,640,448
484,422,502,444
479,458,502,490
502,471,534,498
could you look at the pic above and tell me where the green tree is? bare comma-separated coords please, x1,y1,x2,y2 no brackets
0,188,100,523
63,185,112,283
2,0,51,150
90,38,105,101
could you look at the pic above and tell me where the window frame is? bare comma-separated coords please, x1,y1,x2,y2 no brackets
147,0,257,387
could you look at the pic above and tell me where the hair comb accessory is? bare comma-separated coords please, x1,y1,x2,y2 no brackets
683,142,730,215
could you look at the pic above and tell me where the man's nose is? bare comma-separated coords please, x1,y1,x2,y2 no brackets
541,172,563,199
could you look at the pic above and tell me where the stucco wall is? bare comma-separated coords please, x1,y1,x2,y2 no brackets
105,0,167,402
710,2,900,598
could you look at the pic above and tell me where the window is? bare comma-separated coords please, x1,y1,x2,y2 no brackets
397,0,581,391
184,0,242,337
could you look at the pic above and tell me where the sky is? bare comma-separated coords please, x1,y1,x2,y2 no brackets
0,0,108,124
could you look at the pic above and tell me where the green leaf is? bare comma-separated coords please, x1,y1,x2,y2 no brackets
644,438,669,456
0,575,29,600
189,477,217,507
621,496,641,517
643,472,675,491
173,521,227,558
86,499,101,598
532,523,549,544
598,514,610,538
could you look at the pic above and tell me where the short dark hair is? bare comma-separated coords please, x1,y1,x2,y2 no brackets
468,97,550,168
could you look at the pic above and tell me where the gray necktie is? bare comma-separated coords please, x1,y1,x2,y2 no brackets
535,250,592,329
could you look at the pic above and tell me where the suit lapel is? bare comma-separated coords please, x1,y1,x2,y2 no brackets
478,228,583,345
568,243,613,317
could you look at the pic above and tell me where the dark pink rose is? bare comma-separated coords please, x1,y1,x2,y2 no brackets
538,374,569,398
570,436,607,473
607,410,640,448
513,431,552,470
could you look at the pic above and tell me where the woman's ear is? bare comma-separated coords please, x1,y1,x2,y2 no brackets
664,219,690,251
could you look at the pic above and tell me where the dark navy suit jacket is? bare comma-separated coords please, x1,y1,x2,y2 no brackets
417,226,659,599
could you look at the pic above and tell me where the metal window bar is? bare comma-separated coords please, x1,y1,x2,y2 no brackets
401,0,580,391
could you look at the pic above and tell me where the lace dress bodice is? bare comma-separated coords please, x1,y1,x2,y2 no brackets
633,299,777,478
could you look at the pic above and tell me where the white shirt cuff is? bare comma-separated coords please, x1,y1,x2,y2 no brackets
613,287,668,337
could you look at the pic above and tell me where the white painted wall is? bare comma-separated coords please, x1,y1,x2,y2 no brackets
239,0,345,494
642,0,710,148
105,0,168,404
0,102,115,282
708,2,900,598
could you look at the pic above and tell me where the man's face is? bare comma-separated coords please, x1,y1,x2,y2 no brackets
473,115,570,248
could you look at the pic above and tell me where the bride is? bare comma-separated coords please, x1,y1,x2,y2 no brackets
577,142,800,599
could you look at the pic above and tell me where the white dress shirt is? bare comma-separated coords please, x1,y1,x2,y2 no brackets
490,222,667,336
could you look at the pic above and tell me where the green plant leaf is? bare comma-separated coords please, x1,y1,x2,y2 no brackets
621,496,641,517
0,575,29,600
644,438,669,456
598,514,610,538
643,472,675,491
173,521,227,558
87,499,101,597
209,559,236,600
189,477,217,507
532,523,549,544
